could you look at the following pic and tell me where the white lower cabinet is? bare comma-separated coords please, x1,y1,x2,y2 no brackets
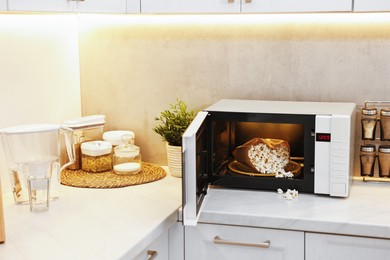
185,223,304,260
133,222,183,260
306,233,390,260
134,230,169,260
169,222,184,260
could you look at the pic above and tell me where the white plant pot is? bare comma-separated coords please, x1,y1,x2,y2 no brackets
166,143,182,178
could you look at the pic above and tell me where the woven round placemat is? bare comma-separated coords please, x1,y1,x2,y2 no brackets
60,162,166,189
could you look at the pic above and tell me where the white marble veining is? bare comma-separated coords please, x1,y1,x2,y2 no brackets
0,171,182,260
199,180,390,239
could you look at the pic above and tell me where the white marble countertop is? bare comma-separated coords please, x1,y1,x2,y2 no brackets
199,180,390,239
0,171,182,260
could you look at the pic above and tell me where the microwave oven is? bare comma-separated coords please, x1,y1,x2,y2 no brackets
182,99,356,226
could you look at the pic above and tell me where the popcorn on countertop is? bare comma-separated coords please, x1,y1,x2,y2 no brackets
277,188,299,200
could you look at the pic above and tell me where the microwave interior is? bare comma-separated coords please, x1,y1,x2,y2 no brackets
196,112,315,196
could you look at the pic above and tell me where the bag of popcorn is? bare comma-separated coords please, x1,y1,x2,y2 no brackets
232,138,290,177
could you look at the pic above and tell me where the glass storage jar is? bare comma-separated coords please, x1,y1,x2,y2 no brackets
378,145,390,178
81,141,112,173
360,144,376,177
361,107,378,140
62,115,105,170
380,108,390,141
113,135,141,175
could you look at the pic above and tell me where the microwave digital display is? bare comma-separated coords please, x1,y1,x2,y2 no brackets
316,133,331,142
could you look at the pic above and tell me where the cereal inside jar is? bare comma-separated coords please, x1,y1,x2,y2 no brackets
81,141,113,173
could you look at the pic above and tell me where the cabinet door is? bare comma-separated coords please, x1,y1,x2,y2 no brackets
354,0,390,11
242,0,352,13
169,222,184,260
0,0,6,11
134,230,169,260
185,224,304,260
8,0,74,12
76,0,128,13
306,233,390,260
127,0,140,13
141,0,240,13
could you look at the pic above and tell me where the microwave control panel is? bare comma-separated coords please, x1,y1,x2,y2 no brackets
315,115,353,197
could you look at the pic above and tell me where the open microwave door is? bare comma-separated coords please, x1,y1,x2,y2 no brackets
182,111,209,226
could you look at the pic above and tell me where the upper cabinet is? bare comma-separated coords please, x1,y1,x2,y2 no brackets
127,0,140,13
354,0,390,11
141,0,240,13
6,0,390,14
7,0,140,13
142,0,352,13
8,0,74,12
76,0,128,13
0,0,7,11
242,0,352,13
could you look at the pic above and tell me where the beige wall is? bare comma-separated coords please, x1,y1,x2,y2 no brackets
78,13,390,168
0,14,81,194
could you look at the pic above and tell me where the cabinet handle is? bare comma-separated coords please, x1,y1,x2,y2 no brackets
213,236,271,248
245,0,252,3
227,0,234,3
147,250,158,260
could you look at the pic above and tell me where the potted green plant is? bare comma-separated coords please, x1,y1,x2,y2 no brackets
153,99,196,177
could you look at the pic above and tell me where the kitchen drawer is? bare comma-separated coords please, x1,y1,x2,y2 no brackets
134,230,168,260
306,232,390,260
185,223,304,260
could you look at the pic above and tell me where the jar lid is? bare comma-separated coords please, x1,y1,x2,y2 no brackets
114,142,140,158
380,108,390,117
379,145,390,153
63,115,105,130
360,144,376,152
103,130,135,146
81,141,112,156
362,107,377,115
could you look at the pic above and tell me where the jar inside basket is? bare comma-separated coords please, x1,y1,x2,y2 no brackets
113,134,141,175
81,141,112,173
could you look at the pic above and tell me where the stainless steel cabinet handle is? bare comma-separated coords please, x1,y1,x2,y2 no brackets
214,236,271,248
147,250,158,260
